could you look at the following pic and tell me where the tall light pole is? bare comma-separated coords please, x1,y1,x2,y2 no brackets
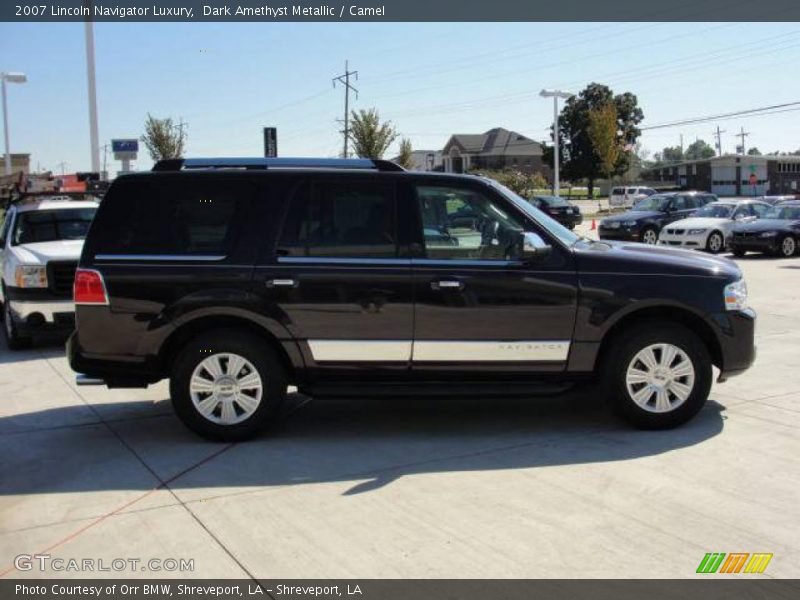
84,20,100,173
539,89,573,198
2,72,27,175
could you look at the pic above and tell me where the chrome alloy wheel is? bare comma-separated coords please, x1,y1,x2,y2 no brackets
782,236,796,257
625,343,695,413
189,353,263,425
708,232,723,253
642,229,658,244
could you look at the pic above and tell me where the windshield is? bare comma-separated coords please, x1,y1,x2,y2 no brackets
488,180,580,247
534,195,569,207
693,203,734,218
12,207,97,245
632,195,671,211
764,205,800,220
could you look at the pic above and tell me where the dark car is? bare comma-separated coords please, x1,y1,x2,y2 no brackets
729,201,800,257
68,158,755,441
528,195,583,229
598,192,716,244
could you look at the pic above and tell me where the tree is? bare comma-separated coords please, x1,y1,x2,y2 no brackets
141,114,187,161
747,147,761,156
684,139,715,161
396,138,414,169
347,108,398,159
587,102,620,179
654,145,683,165
544,82,643,197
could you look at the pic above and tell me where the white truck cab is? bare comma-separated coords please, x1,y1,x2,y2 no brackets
0,195,99,349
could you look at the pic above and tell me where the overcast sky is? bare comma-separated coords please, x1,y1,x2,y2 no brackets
2,21,799,174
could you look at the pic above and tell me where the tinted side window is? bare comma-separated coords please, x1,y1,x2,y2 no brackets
278,181,397,258
752,203,770,217
93,179,247,256
670,196,689,211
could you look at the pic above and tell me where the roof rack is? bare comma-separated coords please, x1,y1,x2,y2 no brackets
152,157,405,172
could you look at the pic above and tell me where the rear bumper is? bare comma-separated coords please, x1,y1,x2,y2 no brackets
67,332,154,388
598,227,640,242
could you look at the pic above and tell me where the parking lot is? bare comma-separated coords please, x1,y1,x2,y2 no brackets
1,242,799,579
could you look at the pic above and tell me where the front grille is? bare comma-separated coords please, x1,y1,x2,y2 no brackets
48,261,78,297
665,228,685,235
734,232,759,239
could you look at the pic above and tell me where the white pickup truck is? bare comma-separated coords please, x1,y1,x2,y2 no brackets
0,195,99,349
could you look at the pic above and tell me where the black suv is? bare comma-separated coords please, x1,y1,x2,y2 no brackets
68,158,755,440
598,192,716,244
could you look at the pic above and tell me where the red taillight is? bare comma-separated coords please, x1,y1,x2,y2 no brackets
73,269,109,305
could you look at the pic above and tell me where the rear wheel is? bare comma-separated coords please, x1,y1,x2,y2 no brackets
2,299,32,351
641,227,659,245
778,235,796,257
170,330,286,441
602,324,712,429
706,231,724,254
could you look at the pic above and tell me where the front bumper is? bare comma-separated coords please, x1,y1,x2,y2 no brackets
597,226,640,241
658,232,707,250
713,307,757,382
729,236,779,253
5,297,75,333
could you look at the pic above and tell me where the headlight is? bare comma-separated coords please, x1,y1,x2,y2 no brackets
14,265,48,288
759,231,778,238
724,278,748,311
622,220,638,227
688,228,706,235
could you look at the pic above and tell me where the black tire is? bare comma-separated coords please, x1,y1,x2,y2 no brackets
2,299,32,351
778,234,797,258
705,231,724,254
170,329,287,441
601,323,712,429
641,226,659,245
731,247,746,258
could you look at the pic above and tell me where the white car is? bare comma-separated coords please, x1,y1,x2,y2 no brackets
609,186,657,208
0,195,99,349
658,199,770,254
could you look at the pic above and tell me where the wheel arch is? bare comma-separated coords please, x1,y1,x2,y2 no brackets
158,313,304,384
595,305,723,372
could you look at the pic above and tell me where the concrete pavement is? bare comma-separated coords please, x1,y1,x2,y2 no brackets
1,252,798,579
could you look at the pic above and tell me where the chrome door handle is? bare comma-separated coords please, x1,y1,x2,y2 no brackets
432,280,464,291
266,278,297,288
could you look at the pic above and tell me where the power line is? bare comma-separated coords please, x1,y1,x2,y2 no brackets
333,60,358,158
641,101,800,130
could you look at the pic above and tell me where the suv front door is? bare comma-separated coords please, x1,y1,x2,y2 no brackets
259,175,414,382
408,181,578,380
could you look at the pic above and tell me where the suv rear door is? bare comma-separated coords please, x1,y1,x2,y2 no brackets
408,179,578,379
255,174,414,381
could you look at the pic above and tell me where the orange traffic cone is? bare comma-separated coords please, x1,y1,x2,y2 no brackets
591,219,596,231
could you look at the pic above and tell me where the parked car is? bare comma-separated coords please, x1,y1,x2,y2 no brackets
528,195,583,229
598,192,717,245
609,186,657,208
0,194,99,349
729,201,800,258
757,195,797,206
658,199,771,254
69,158,755,440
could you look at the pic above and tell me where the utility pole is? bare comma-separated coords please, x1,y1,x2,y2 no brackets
736,127,750,155
56,161,68,176
333,60,358,158
679,134,684,157
712,126,726,156
101,143,109,179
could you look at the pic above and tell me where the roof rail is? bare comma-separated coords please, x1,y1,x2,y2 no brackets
152,157,405,172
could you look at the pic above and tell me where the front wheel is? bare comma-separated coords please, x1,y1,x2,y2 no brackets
778,235,796,257
2,300,32,350
170,330,287,441
706,231,724,254
641,227,659,245
602,324,712,429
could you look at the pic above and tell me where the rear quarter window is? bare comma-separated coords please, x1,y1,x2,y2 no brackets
89,178,251,257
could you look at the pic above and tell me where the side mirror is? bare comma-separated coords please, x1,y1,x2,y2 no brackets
519,231,552,261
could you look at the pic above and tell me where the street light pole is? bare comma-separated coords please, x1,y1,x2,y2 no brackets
85,20,100,173
1,72,27,175
539,89,573,198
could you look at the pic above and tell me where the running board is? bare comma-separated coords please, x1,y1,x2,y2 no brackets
300,381,575,398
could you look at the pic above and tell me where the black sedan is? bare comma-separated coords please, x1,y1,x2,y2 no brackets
729,201,800,257
529,195,583,229
598,192,716,244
